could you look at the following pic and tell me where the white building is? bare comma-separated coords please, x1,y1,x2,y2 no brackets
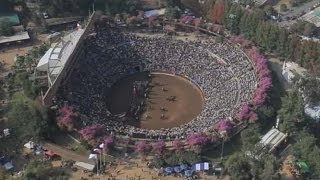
305,103,320,122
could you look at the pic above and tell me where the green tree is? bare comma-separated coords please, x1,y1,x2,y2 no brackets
13,72,39,98
263,5,276,17
165,6,180,20
8,94,50,143
226,153,252,180
278,90,306,134
291,131,320,178
240,124,261,151
225,4,243,34
299,77,320,106
0,19,13,36
280,4,288,12
0,167,9,180
259,155,280,180
20,160,70,180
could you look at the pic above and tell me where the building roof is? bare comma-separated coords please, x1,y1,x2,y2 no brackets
259,128,287,151
74,161,95,171
305,104,320,121
301,7,320,27
45,16,83,26
247,128,287,160
0,13,20,25
0,31,30,44
144,8,166,18
297,161,309,173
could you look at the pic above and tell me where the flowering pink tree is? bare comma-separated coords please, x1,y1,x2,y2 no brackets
228,37,272,123
79,124,105,141
215,119,233,134
152,140,166,155
186,133,208,153
56,104,76,130
180,15,193,24
135,140,151,158
236,104,250,121
172,138,184,153
193,18,203,28
248,111,258,123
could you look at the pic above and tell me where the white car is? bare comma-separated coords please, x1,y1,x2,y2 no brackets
43,12,49,19
47,32,61,40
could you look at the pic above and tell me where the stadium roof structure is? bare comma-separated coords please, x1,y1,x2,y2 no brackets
301,7,320,27
36,29,84,86
0,31,30,44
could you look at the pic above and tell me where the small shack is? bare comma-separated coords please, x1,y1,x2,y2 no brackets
74,161,95,172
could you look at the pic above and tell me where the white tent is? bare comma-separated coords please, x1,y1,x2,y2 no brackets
4,162,13,170
305,104,320,122
194,162,209,171
75,161,95,171
24,141,35,149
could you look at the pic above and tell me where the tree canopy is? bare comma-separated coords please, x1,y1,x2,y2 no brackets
0,19,14,36
8,94,51,143
278,90,306,134
226,153,252,180
20,160,70,180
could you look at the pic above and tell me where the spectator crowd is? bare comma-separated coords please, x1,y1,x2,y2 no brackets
56,24,257,139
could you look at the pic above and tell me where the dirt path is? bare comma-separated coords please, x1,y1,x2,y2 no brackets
43,142,94,165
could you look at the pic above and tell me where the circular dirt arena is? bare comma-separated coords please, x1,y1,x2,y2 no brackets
107,71,204,129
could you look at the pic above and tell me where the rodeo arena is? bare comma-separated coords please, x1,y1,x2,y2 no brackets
33,11,264,178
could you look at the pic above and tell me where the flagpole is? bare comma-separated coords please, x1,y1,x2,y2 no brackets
96,155,99,176
103,147,106,166
100,152,102,173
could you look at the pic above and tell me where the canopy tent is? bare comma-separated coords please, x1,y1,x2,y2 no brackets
184,170,193,177
174,166,182,173
144,8,166,18
24,141,35,149
164,167,173,174
180,164,188,170
297,161,309,173
192,162,209,171
75,161,95,171
0,156,13,171
4,162,13,170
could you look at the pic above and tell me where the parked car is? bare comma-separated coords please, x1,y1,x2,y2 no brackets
43,12,49,19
